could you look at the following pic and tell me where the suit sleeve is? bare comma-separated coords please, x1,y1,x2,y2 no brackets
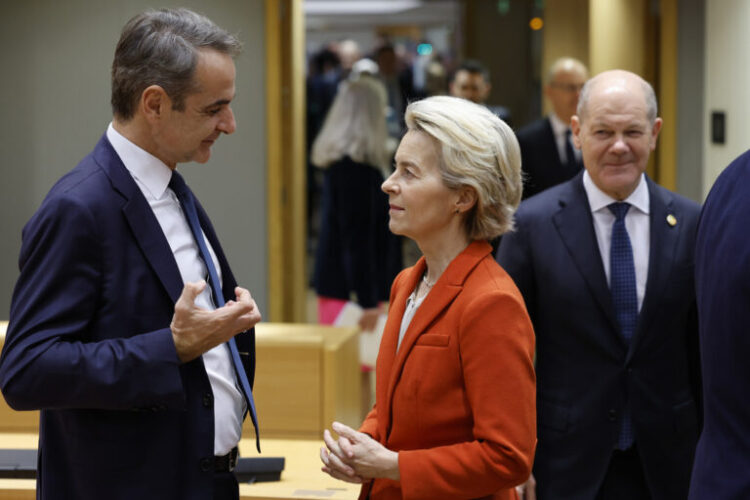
397,290,537,498
0,194,185,411
496,214,537,320
359,405,379,440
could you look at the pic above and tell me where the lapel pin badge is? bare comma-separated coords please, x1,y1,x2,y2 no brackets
666,214,677,227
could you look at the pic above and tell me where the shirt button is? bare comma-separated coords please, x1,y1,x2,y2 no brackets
200,457,213,472
608,409,617,421
203,392,213,408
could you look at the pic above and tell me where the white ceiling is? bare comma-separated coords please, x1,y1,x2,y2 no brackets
305,0,460,30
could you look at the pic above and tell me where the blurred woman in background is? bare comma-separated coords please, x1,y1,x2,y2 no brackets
311,74,401,331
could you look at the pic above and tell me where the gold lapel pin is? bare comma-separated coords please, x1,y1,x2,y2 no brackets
666,214,677,227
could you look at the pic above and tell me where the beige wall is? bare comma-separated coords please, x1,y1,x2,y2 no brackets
703,0,750,197
0,0,267,319
589,0,647,76
541,0,589,115
464,0,539,127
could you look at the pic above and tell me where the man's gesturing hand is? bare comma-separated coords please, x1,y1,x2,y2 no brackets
171,281,261,363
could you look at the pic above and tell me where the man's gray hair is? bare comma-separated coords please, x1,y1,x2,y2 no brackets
577,71,658,124
111,8,242,120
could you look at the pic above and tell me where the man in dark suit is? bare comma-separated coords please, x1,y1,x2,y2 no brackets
449,59,511,125
689,150,750,499
0,9,260,500
498,70,701,499
516,57,588,199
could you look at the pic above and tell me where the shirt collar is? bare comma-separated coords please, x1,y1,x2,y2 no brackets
583,170,650,215
548,112,569,136
106,122,173,199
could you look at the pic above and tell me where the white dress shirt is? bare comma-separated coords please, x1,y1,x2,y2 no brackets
107,123,244,455
583,171,650,312
549,113,581,165
397,285,426,351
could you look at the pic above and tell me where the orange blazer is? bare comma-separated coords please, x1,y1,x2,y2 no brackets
359,241,536,500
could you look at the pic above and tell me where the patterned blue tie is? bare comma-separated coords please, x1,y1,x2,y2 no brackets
608,201,636,449
169,171,260,452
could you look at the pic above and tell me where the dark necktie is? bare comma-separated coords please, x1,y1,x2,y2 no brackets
564,128,579,170
169,171,260,452
608,201,636,449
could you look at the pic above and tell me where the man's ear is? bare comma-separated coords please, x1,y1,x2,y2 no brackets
649,117,663,151
571,115,582,149
480,82,492,101
455,186,478,214
140,85,169,122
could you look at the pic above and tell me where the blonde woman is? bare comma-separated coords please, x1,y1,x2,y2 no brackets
320,96,536,499
311,75,402,329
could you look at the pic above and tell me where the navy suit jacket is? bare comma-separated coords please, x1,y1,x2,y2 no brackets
0,135,255,499
497,173,701,499
690,150,750,499
516,117,582,199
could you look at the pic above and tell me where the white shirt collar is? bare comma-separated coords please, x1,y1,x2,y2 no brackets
106,122,173,199
583,170,650,215
548,112,569,135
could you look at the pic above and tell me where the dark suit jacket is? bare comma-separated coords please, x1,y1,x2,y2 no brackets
359,241,536,499
690,150,750,499
516,117,582,199
313,157,401,308
497,173,701,500
0,135,255,500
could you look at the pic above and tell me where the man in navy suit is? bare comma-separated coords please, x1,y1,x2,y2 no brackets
449,60,511,125
0,8,260,500
516,57,588,199
689,150,750,499
498,70,701,499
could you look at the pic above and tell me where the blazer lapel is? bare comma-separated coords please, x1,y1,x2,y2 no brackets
627,179,678,360
552,176,623,346
94,135,184,304
383,242,487,419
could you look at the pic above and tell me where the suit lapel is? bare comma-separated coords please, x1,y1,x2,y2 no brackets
94,136,184,304
552,176,623,345
627,179,678,360
542,118,565,170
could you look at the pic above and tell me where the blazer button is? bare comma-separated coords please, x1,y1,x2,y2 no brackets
608,409,617,421
200,457,213,472
203,392,213,408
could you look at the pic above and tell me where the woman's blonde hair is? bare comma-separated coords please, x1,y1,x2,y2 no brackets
310,75,389,175
405,95,522,239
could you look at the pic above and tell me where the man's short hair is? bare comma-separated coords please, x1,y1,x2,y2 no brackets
450,60,491,84
545,57,588,85
576,72,658,124
111,8,242,120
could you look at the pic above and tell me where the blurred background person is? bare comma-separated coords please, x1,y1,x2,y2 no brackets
335,38,362,81
320,96,536,499
449,59,511,125
374,43,420,138
310,75,401,332
516,57,589,199
306,46,344,255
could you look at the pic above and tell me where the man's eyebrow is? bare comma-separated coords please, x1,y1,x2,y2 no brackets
203,98,232,109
